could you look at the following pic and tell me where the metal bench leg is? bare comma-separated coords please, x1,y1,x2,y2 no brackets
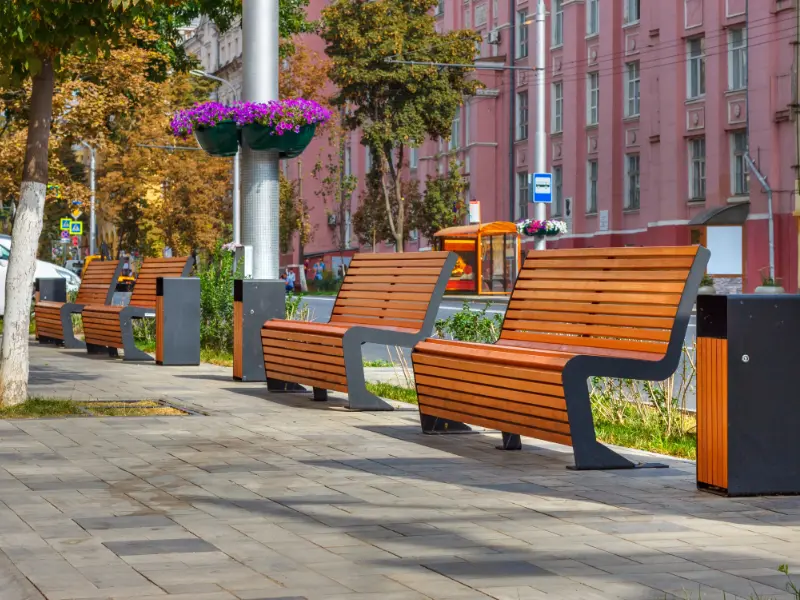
86,343,107,354
498,432,522,450
60,305,86,350
312,387,328,401
420,412,473,433
120,314,153,362
563,372,642,470
342,338,393,411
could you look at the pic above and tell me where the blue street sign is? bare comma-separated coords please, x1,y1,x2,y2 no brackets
70,221,83,235
532,173,553,203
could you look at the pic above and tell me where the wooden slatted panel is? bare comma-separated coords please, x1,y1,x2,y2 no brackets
501,246,700,356
697,337,728,491
34,302,65,340
261,323,348,392
329,252,449,330
413,342,573,447
76,261,119,305
233,300,243,379
129,257,191,309
82,306,124,349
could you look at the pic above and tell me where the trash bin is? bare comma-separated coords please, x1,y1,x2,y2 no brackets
697,294,800,496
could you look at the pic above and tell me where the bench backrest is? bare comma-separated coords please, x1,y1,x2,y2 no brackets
76,260,122,305
130,257,193,309
501,246,705,356
330,251,453,330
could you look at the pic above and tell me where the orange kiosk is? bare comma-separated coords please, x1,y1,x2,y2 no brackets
433,222,522,295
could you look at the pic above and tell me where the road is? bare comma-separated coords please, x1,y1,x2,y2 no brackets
298,296,698,411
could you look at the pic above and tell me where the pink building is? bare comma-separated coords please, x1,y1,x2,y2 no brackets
283,0,800,292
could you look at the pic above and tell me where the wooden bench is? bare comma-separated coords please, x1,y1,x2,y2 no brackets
412,246,710,470
82,257,193,361
34,259,122,349
261,251,456,410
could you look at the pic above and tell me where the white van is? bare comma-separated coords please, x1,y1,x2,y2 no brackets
0,235,81,317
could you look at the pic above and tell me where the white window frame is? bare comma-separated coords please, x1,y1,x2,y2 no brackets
624,154,640,209
730,131,748,196
587,159,598,213
728,28,747,91
624,0,640,24
450,109,461,151
552,166,563,216
552,0,564,47
517,10,529,59
409,146,418,170
586,0,599,36
516,171,529,220
625,61,640,117
551,82,563,133
587,72,599,125
465,102,471,146
689,137,706,200
516,91,529,140
687,37,706,100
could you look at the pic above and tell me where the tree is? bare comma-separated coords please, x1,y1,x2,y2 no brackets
413,158,469,241
279,173,313,254
321,0,480,251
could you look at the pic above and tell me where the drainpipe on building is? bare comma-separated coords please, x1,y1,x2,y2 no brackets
745,153,775,283
508,0,516,222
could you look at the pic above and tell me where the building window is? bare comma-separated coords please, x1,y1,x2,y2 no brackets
436,0,444,16
731,131,748,196
625,61,640,117
409,147,418,169
728,28,747,91
552,166,563,216
365,146,372,172
552,0,564,46
517,10,529,58
587,0,599,36
689,137,706,200
625,154,640,209
552,82,563,133
516,171,529,220
687,38,706,99
516,92,529,140
450,109,460,151
345,145,352,176
587,72,599,125
465,102,471,146
587,159,598,213
624,0,640,24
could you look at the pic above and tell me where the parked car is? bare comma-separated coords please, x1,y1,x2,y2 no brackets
0,235,81,317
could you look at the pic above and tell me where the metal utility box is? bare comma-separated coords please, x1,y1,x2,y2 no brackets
35,278,67,303
697,294,800,496
233,279,285,382
155,277,200,366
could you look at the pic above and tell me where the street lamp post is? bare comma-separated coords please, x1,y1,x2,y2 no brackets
532,0,547,251
190,70,241,248
80,142,97,256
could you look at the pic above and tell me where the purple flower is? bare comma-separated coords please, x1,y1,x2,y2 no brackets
170,102,236,139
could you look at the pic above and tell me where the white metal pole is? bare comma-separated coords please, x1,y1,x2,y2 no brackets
533,0,547,251
88,146,96,256
242,0,280,280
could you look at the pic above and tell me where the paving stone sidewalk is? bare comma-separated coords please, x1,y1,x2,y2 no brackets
0,343,798,599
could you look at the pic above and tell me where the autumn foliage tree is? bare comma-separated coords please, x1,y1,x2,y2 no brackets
413,158,469,241
321,0,480,251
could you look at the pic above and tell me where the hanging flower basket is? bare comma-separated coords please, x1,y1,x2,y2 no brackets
241,123,317,158
235,99,331,157
194,121,239,157
171,102,239,157
516,219,568,238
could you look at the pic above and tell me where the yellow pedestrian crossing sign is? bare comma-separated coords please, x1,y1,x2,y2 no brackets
70,221,83,235
60,218,72,231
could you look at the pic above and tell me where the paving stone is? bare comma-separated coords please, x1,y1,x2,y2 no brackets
75,515,176,530
103,538,218,556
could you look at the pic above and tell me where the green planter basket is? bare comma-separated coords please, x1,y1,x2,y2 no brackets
194,120,239,157
241,123,317,158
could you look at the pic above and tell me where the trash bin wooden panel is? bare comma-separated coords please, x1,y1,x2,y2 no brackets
697,336,727,491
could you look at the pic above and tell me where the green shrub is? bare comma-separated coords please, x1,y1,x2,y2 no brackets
435,302,503,343
310,269,341,293
199,244,237,353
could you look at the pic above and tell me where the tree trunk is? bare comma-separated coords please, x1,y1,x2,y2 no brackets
0,59,55,407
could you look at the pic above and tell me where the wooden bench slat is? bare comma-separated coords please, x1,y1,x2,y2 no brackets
341,282,436,293
415,339,570,370
499,330,668,354
262,338,344,357
261,329,343,347
266,364,348,387
332,306,427,320
263,347,344,365
328,315,422,329
265,355,346,376
502,320,673,342
414,363,564,398
350,251,449,261
343,275,440,284
526,246,699,258
412,352,564,385
507,300,678,318
522,257,695,270
515,280,687,294
347,267,444,276
337,290,435,302
518,269,691,282
504,309,675,330
418,389,569,427
511,290,682,305
334,298,430,310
